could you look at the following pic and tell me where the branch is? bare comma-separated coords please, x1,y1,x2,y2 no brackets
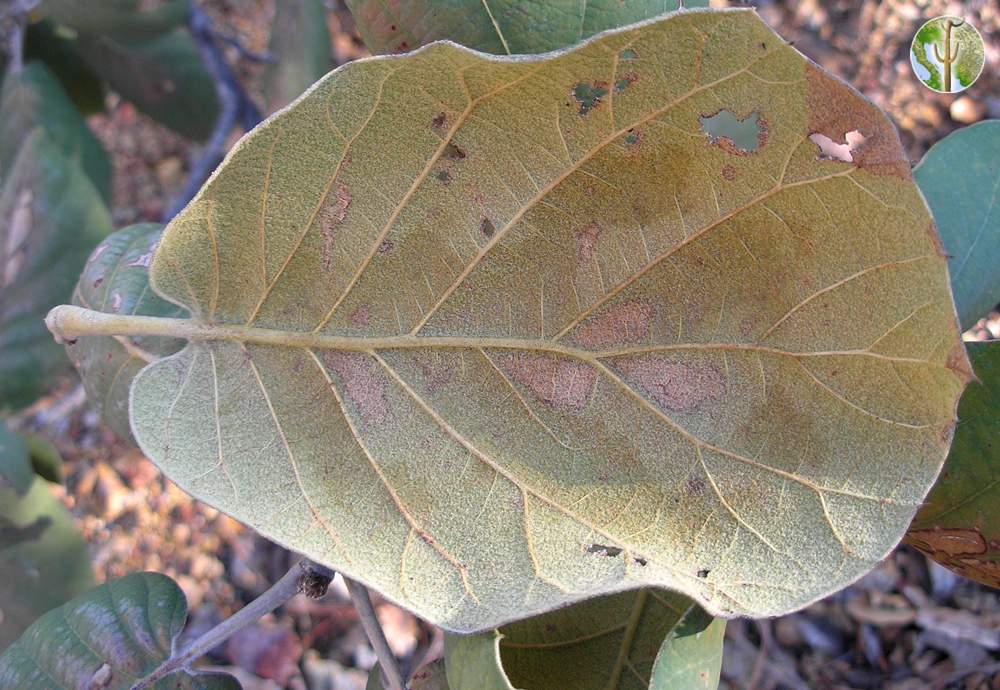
130,559,334,690
162,2,263,222
344,577,406,690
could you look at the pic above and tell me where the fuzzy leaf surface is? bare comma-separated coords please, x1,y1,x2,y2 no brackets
907,341,1000,588
347,0,707,55
0,572,239,688
112,10,967,631
0,130,112,410
444,590,724,689
914,120,1000,331
0,478,93,651
70,224,186,442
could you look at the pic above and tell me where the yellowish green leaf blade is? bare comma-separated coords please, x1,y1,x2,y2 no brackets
107,9,965,630
346,0,707,55
907,341,1000,588
914,120,1000,331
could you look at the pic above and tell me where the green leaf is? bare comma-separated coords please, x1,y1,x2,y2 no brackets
24,20,107,116
0,423,32,496
444,590,723,690
0,477,94,651
23,433,63,484
346,0,708,55
264,0,333,113
74,29,220,141
59,9,968,630
1,129,113,411
367,659,449,690
907,341,1000,588
0,572,240,688
38,0,187,39
0,61,111,203
914,120,1000,331
69,224,187,442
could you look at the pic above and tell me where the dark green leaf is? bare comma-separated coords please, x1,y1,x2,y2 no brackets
69,224,187,442
914,120,1000,330
0,572,240,688
264,0,333,113
23,433,62,484
0,61,111,202
74,29,220,141
0,129,113,411
38,0,187,39
24,20,106,116
346,0,708,55
0,477,93,650
907,341,1000,588
444,590,724,689
0,423,31,496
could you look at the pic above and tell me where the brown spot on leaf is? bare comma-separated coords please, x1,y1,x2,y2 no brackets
378,239,394,254
322,352,388,426
436,170,451,184
685,477,707,497
319,182,351,271
586,543,623,557
908,528,987,557
722,164,738,181
432,112,447,129
443,143,466,160
617,356,726,412
495,352,597,413
614,72,639,93
480,218,496,239
805,63,909,179
946,340,975,384
110,292,123,313
574,221,601,265
572,300,653,349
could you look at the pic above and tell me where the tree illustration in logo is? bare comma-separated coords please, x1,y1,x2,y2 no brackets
911,16,985,93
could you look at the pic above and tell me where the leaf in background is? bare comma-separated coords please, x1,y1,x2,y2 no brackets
23,20,107,116
23,433,62,484
914,120,1000,331
64,10,968,630
264,0,333,113
367,659,449,690
907,341,1000,588
0,61,111,202
69,224,186,442
74,29,220,141
346,0,708,55
0,423,32,496
0,572,240,688
1,129,113,411
38,0,186,39
444,590,723,690
0,477,93,650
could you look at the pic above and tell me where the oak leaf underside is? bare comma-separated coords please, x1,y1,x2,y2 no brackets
120,10,966,631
